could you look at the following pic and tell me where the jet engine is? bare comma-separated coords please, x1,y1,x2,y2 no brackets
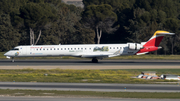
128,43,144,50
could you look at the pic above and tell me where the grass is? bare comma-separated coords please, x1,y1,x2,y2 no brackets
0,89,180,98
0,69,179,98
107,69,180,76
0,69,179,83
1,52,180,60
108,55,180,60
0,52,5,59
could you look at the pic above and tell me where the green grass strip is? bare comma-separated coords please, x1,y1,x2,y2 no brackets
0,89,180,99
0,69,179,83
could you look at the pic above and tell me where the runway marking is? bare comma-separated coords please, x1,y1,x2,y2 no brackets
0,65,180,69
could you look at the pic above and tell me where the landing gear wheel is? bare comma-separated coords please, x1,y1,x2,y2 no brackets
12,57,14,62
92,58,98,63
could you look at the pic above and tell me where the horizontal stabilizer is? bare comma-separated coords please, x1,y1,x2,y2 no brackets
156,32,175,35
145,31,175,47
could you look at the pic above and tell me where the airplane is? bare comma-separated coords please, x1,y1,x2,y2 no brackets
4,30,175,63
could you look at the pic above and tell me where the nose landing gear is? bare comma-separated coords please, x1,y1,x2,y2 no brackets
12,57,14,62
92,58,98,63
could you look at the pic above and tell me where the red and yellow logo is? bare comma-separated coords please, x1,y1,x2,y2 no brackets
15,52,19,56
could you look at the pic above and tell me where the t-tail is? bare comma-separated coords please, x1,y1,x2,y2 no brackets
136,31,175,55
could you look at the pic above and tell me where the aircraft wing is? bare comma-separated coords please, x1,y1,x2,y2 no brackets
71,53,110,58
81,55,109,58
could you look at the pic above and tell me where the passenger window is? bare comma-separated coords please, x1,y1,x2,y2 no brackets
85,48,86,50
43,49,45,50
113,47,115,49
110,47,111,49
47,49,48,50
68,48,69,50
78,48,79,50
50,48,52,50
64,48,66,50
71,48,73,50
54,48,56,50
37,49,38,51
89,48,91,50
74,48,76,50
117,47,118,49
81,48,83,50
57,48,59,50
61,48,63,50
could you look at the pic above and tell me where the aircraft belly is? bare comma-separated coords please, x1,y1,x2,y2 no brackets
73,52,112,58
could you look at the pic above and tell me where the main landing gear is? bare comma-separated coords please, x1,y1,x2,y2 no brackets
92,58,98,63
12,57,14,62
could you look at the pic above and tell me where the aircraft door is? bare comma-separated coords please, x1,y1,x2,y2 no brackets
119,47,123,55
21,47,27,55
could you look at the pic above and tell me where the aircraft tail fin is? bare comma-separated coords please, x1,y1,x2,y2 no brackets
136,31,175,55
144,31,175,47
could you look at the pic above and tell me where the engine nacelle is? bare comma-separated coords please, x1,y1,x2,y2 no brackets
128,43,144,50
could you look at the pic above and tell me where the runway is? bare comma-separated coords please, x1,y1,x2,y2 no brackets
0,97,180,101
1,97,180,101
0,60,180,100
1,59,180,66
0,82,180,92
0,59,180,69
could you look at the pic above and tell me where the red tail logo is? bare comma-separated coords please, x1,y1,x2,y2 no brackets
136,31,174,55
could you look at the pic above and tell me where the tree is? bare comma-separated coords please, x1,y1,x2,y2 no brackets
0,13,21,51
82,0,135,44
13,2,56,45
123,0,180,55
82,4,117,44
71,22,95,44
41,4,90,45
164,18,180,55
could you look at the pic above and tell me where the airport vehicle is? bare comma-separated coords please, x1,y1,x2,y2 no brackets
4,31,174,63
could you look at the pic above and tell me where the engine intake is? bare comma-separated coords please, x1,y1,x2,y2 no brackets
128,43,144,50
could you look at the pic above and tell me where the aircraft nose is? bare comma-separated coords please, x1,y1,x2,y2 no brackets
4,52,7,56
4,52,11,56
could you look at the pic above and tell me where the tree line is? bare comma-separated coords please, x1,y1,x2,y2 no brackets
0,0,180,55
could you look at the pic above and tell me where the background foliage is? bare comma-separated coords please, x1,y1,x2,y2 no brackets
0,0,180,54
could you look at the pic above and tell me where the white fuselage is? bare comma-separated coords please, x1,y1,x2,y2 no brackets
4,44,140,58
4,30,175,60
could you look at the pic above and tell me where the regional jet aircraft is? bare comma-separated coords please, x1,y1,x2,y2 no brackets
4,31,175,63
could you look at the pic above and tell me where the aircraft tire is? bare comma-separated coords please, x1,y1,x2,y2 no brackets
92,58,98,63
12,57,14,62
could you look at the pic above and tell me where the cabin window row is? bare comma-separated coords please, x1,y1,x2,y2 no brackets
31,48,88,51
109,47,122,49
30,47,123,51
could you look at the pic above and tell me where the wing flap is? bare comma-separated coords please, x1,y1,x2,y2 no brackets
81,55,109,58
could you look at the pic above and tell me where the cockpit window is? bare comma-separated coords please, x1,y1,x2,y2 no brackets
11,48,19,51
